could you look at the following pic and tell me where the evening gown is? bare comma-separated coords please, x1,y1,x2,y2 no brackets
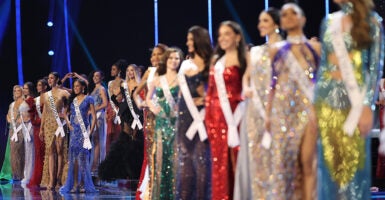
27,97,45,188
60,96,97,193
0,137,12,181
98,86,144,181
9,101,25,181
175,71,211,200
315,10,384,199
21,97,35,185
205,65,242,200
152,84,179,200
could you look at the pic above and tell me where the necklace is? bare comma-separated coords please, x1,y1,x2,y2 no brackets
287,35,308,44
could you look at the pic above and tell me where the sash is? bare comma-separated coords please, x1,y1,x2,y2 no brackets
107,81,121,124
74,97,92,150
285,51,315,102
35,96,42,118
160,76,177,113
147,67,157,84
10,102,22,142
20,110,32,142
123,82,143,130
47,91,66,137
331,11,367,136
214,56,245,147
178,72,208,141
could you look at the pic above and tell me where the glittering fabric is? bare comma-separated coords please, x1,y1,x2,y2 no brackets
376,99,385,178
20,99,34,185
269,41,318,199
152,85,179,200
315,11,384,200
9,101,25,181
234,44,272,200
205,66,242,200
175,73,211,200
90,87,107,171
40,93,69,187
0,137,12,181
60,96,97,193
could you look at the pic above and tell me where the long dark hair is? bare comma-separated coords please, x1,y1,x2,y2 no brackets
188,25,213,82
213,21,247,76
68,78,88,110
37,78,50,94
112,59,128,79
24,81,38,98
87,69,105,95
350,0,374,49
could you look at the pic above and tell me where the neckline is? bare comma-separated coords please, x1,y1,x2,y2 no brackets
287,35,308,44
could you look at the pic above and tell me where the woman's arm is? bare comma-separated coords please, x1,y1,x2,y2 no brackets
145,78,160,115
134,69,150,109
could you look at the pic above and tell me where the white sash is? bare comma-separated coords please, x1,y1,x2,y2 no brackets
147,67,157,84
123,82,143,130
10,102,22,142
107,81,121,124
160,76,177,113
47,91,66,137
20,114,32,142
74,97,92,150
178,72,208,141
285,51,315,102
35,96,42,118
331,11,367,136
214,56,245,147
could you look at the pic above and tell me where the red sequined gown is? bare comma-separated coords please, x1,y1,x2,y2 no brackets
205,66,242,200
26,97,45,188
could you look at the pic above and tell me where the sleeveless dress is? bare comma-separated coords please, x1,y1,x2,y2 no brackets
60,96,97,193
27,98,45,188
9,101,25,181
0,138,12,181
205,66,242,200
90,87,107,172
234,44,272,200
175,73,211,200
20,100,34,185
152,85,179,200
315,11,384,199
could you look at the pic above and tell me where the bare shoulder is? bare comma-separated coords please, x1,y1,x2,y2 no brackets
309,40,321,56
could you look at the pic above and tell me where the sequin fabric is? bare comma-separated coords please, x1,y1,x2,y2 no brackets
60,96,97,193
269,41,318,199
315,11,384,199
234,44,272,200
205,66,242,200
152,85,179,200
9,101,25,181
175,73,211,200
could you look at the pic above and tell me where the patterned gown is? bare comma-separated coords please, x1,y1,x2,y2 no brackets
9,101,25,181
269,40,319,199
152,85,179,200
175,72,211,200
90,87,107,171
234,44,272,200
60,96,97,193
20,99,34,185
27,98,45,188
40,93,69,187
205,66,242,200
314,10,384,200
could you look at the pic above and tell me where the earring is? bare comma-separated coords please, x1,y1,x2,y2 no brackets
275,28,280,34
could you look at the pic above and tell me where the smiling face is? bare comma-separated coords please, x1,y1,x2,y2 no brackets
93,71,102,84
126,65,136,80
258,11,278,37
167,52,181,71
280,4,305,31
150,47,164,67
73,80,83,95
23,84,30,97
110,65,120,77
217,24,240,51
13,86,23,99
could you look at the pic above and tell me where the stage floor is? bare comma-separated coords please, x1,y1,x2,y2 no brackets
0,179,136,200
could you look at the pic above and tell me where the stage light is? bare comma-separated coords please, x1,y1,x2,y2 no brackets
48,50,54,56
47,21,53,27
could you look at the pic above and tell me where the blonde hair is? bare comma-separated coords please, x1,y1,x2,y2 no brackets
13,85,23,100
126,64,141,84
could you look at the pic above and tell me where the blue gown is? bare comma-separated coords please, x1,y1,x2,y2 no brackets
60,96,97,193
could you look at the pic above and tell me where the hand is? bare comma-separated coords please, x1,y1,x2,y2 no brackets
358,106,373,137
264,117,271,133
243,87,253,99
39,131,44,141
150,106,161,115
68,124,74,131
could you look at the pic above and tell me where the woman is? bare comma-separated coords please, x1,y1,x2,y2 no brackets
98,64,144,183
106,59,126,154
134,43,167,200
315,0,384,199
40,72,70,190
175,26,212,200
146,47,183,200
7,85,26,181
204,20,247,200
267,3,321,199
21,82,38,185
27,78,49,188
88,70,108,175
60,78,97,193
234,8,282,200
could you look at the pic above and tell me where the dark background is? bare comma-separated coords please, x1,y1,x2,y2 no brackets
0,0,384,185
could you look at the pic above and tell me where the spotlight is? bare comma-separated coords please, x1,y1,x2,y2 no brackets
48,50,54,56
47,21,53,27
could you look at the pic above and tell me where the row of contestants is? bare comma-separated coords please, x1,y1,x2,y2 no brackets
133,1,384,200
